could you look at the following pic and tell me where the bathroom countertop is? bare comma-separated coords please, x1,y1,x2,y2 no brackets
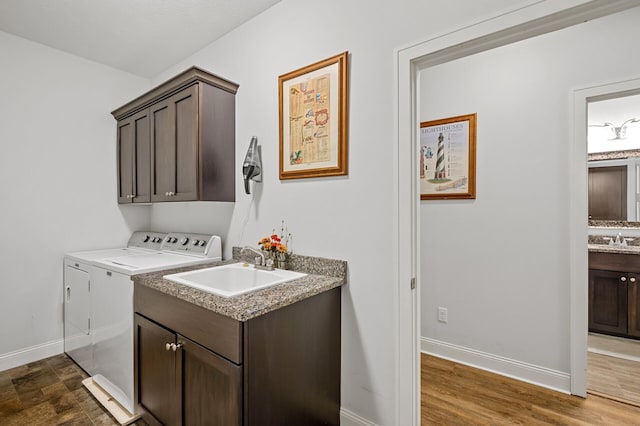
588,244,640,255
133,250,347,322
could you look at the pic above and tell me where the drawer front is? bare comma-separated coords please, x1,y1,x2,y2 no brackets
589,252,640,274
134,284,242,364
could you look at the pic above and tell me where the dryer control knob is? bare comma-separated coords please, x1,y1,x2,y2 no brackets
143,235,150,242
192,240,199,246
180,237,189,245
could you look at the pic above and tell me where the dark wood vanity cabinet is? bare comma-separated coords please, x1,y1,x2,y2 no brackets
134,283,340,426
589,252,640,338
113,67,238,204
135,314,242,426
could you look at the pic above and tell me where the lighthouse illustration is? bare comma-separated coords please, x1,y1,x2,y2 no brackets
435,132,446,179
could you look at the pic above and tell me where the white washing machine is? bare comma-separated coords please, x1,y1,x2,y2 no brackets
63,231,222,416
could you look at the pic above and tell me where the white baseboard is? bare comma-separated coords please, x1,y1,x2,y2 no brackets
0,339,64,372
421,337,571,394
340,408,379,426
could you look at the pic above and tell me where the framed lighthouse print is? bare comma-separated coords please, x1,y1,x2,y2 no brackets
419,113,476,200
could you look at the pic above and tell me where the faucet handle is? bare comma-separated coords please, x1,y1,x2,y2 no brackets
254,256,263,266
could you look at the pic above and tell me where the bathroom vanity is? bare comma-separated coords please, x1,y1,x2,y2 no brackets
132,250,346,425
588,248,640,338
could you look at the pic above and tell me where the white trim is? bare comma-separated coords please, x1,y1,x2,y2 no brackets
588,347,640,363
340,408,379,426
0,339,64,372
570,76,640,397
421,337,571,394
395,1,640,423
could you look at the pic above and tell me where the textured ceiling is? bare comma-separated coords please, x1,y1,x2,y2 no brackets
0,0,280,77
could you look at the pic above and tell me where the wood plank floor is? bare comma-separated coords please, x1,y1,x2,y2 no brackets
0,354,146,425
422,353,640,425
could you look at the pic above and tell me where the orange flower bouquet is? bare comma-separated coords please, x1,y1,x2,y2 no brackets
258,221,292,269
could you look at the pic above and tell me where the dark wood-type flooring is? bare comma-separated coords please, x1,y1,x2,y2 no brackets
5,352,640,425
422,353,640,425
0,354,146,425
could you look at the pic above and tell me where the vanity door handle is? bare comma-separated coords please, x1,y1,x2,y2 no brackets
165,342,183,351
621,276,627,282
631,277,637,283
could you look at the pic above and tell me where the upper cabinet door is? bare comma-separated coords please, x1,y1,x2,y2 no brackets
132,110,151,203
117,109,150,204
117,119,134,203
150,85,199,202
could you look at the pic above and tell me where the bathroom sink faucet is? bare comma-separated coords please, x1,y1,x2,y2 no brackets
240,246,274,271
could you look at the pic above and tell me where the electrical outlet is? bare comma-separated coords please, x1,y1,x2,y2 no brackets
437,307,448,323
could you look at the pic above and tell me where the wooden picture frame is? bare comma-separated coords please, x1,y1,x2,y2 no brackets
419,113,476,200
279,52,349,180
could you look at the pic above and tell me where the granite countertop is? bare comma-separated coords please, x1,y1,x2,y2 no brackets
588,235,640,254
588,244,640,255
133,248,347,322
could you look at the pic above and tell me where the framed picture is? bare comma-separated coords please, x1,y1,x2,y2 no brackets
419,113,476,200
279,51,349,180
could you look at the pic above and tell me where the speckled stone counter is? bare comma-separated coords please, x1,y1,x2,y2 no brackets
588,235,640,254
588,244,640,255
133,248,347,322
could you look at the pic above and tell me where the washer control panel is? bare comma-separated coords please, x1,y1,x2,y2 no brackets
127,232,168,250
161,233,222,259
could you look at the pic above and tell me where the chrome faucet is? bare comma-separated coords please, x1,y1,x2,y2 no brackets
605,232,633,247
240,246,274,271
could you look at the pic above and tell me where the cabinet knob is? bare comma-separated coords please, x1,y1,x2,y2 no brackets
169,191,175,196
172,343,183,352
621,276,627,282
165,343,172,351
631,277,637,283
165,192,169,196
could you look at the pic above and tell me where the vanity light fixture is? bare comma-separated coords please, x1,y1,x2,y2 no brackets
589,117,640,140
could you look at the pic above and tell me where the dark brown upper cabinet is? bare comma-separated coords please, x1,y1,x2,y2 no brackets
117,109,151,203
112,67,239,203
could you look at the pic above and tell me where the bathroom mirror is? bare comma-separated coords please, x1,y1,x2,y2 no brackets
588,93,640,228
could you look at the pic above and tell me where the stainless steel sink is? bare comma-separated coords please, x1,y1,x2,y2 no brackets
163,262,307,298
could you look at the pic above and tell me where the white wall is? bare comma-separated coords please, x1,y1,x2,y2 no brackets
0,31,150,363
145,0,524,423
420,7,640,384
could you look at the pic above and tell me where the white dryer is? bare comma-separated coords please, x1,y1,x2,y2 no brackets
64,231,222,417
63,232,167,375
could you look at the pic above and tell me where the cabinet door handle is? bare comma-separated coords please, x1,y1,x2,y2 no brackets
621,276,627,282
66,286,71,302
165,342,183,351
631,277,637,283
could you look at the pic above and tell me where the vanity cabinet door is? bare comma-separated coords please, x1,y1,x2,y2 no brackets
628,276,640,337
178,334,242,426
135,314,179,426
589,269,628,335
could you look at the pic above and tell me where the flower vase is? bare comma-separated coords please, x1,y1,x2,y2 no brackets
276,252,288,270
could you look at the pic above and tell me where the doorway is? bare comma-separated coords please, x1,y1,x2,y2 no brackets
394,1,640,424
584,90,640,406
